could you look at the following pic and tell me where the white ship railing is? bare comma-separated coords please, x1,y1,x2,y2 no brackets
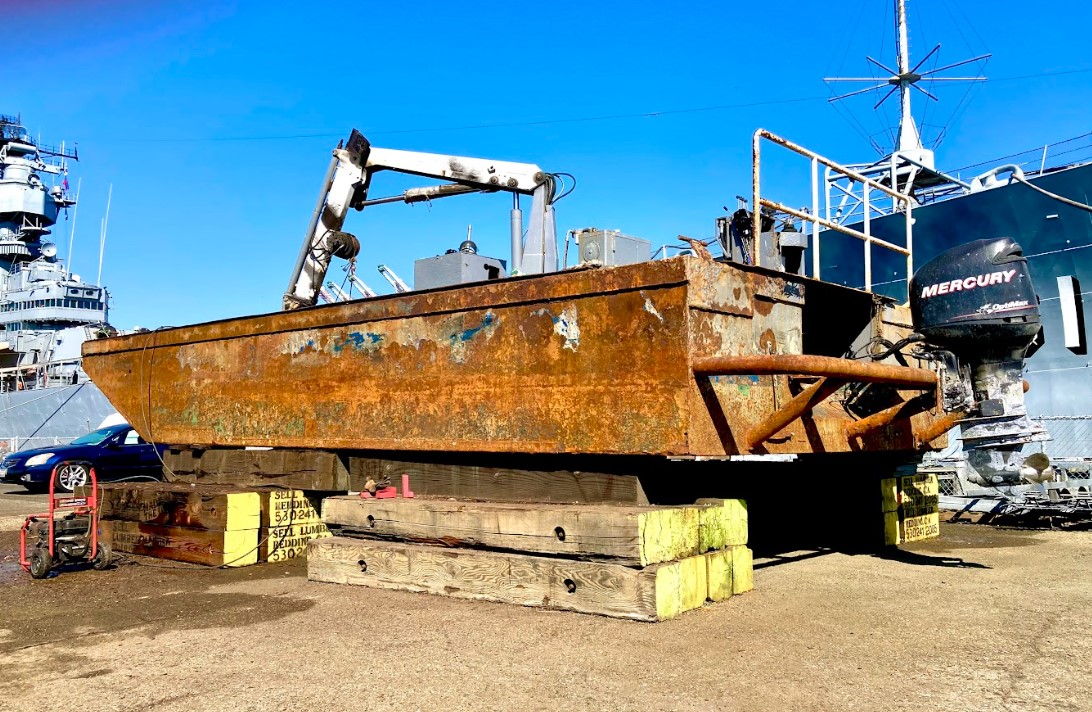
0,357,83,392
752,129,914,293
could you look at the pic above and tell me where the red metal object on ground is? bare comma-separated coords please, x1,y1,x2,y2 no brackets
374,486,398,499
401,474,415,498
19,462,110,579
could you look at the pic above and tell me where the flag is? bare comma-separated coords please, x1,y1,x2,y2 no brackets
62,178,69,191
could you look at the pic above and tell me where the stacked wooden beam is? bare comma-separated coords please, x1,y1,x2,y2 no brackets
94,483,330,566
309,497,752,622
881,473,940,545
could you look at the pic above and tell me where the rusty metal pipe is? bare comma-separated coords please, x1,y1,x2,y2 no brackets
743,377,846,451
915,410,966,449
845,394,934,440
693,354,938,388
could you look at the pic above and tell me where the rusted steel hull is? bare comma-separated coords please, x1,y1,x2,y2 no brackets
83,257,947,456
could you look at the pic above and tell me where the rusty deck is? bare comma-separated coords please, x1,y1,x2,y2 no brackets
83,257,946,457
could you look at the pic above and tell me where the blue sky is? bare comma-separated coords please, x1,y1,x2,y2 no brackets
9,0,1091,328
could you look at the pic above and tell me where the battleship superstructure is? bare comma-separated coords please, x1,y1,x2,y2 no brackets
0,113,118,451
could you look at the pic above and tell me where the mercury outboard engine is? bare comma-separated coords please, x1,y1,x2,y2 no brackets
909,237,1049,485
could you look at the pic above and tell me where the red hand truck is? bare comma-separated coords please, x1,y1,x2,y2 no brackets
19,460,112,579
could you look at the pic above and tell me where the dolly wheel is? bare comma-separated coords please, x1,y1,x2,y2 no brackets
92,542,112,571
29,549,52,579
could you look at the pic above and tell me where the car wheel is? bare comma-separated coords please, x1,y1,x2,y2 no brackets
55,462,90,492
92,542,112,570
29,548,52,579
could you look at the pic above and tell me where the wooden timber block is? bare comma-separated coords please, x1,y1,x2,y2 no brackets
321,496,702,567
880,474,939,545
92,483,261,531
99,519,258,567
696,498,748,551
731,545,753,595
352,458,648,505
260,488,323,528
307,536,710,622
163,448,350,491
261,521,331,563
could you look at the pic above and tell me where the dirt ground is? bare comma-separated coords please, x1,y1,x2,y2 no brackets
1,518,1090,712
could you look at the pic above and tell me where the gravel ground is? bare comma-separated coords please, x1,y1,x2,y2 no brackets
1,523,1090,712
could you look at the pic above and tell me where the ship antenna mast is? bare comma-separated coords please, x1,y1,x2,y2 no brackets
97,184,112,285
66,177,81,276
824,0,990,159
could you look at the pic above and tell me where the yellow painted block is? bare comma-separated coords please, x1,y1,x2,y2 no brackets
900,512,940,543
730,545,753,595
224,492,262,531
221,529,260,567
654,562,684,621
697,499,748,551
899,473,939,504
705,549,734,602
636,507,700,567
880,477,900,514
263,489,322,528
883,511,902,546
652,554,711,620
679,554,708,611
262,521,331,563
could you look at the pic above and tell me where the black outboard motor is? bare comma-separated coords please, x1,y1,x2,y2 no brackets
909,237,1049,485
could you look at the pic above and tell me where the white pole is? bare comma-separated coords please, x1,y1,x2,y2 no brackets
66,177,81,276
97,184,112,285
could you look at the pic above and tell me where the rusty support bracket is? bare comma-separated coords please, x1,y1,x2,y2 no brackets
743,377,847,452
914,410,967,449
694,354,941,452
692,354,938,389
845,393,935,440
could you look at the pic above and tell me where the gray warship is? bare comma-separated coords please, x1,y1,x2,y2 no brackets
0,113,118,452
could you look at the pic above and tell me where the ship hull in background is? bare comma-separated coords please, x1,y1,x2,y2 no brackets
0,382,116,453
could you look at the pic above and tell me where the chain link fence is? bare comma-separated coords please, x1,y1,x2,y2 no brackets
1031,416,1092,472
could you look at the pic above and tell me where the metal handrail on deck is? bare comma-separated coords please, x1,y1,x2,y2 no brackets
752,129,914,293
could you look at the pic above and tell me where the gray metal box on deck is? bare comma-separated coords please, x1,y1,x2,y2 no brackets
575,229,651,267
414,251,506,290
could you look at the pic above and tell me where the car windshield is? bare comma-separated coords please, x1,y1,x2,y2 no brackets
67,428,119,446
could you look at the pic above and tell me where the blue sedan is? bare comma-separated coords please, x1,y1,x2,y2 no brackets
0,423,166,492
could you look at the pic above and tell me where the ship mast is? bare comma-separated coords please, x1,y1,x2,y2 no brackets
824,0,990,191
894,0,920,153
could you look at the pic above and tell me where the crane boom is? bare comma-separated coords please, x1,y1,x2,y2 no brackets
283,129,559,310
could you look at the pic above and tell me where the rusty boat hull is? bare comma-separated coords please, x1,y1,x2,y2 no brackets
83,257,946,457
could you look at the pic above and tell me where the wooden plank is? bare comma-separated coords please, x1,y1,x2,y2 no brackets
99,519,258,567
261,489,323,528
163,448,350,490
351,458,648,505
261,521,331,563
307,536,709,622
321,496,700,566
93,483,260,531
696,498,748,550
